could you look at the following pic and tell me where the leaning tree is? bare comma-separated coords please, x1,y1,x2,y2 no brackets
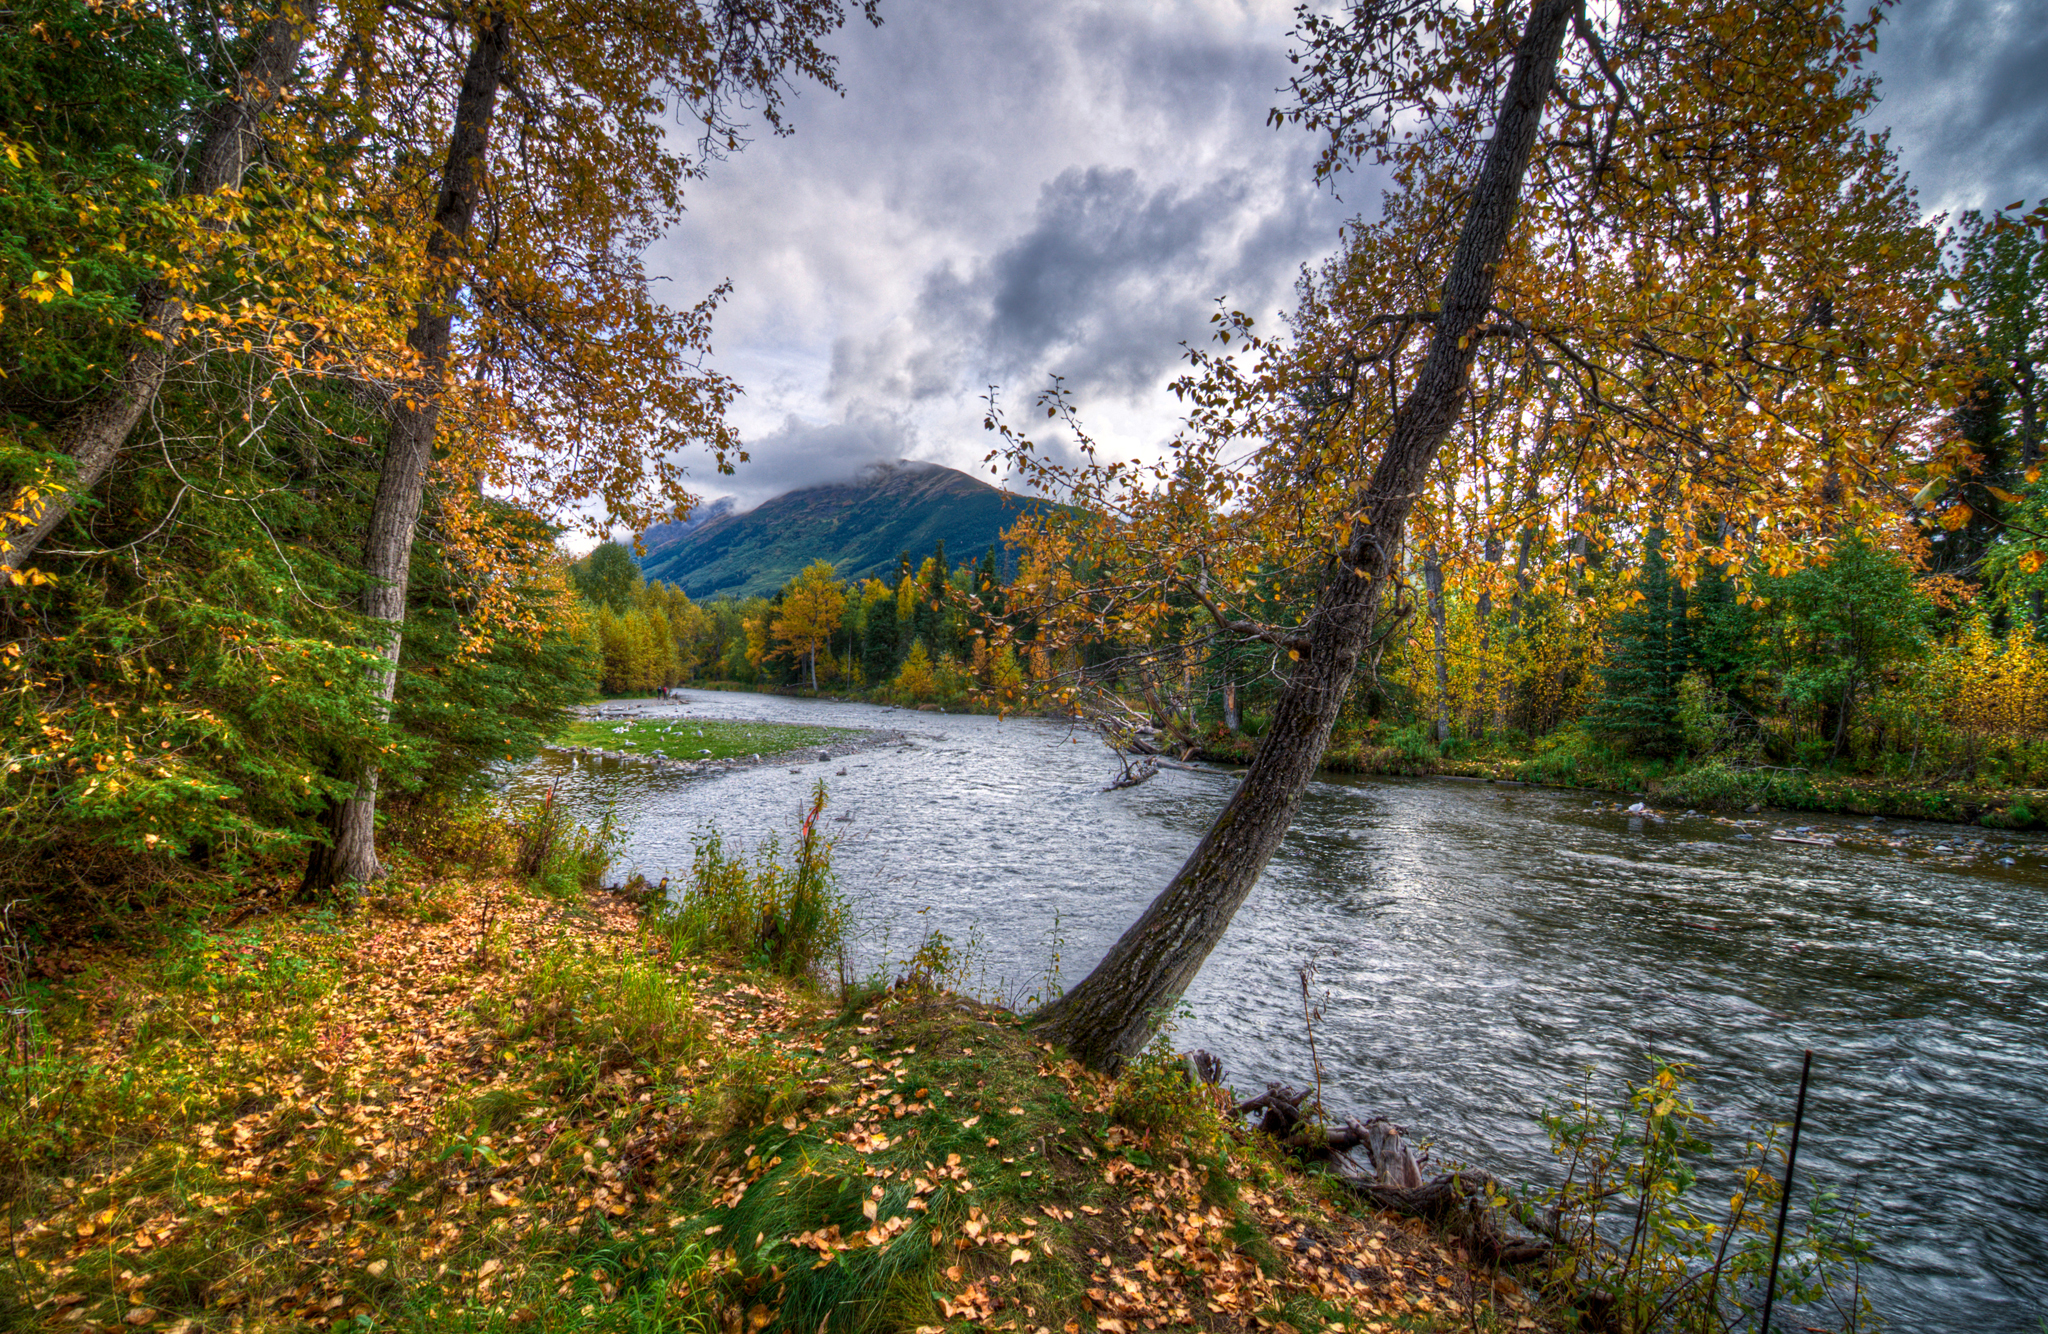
994,0,1948,1069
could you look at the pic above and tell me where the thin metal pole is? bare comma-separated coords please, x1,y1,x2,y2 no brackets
1758,1049,1814,1333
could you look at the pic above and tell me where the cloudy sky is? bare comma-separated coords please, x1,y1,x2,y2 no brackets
638,0,2048,520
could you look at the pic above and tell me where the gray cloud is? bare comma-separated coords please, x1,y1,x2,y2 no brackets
629,0,2048,528
830,162,1326,404
1868,0,2048,213
714,406,919,510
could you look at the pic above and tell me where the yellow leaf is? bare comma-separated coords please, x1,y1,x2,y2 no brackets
1009,1247,1032,1265
2018,550,2044,575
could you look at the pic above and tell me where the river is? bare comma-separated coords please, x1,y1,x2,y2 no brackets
507,691,2048,1333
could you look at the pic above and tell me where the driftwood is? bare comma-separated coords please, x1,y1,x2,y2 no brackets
1103,757,1160,791
1235,1081,1551,1267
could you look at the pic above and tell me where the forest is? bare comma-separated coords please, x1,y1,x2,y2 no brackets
6,0,2045,914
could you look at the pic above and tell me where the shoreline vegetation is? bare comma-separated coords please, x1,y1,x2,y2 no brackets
590,683,2045,833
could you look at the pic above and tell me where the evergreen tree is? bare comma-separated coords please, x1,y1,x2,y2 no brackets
862,584,900,682
925,541,952,656
977,545,1004,626
1590,531,1692,756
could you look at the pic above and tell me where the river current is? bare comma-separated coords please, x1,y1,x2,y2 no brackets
508,692,2048,1333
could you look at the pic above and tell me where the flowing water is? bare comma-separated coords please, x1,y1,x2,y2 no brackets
508,692,2048,1332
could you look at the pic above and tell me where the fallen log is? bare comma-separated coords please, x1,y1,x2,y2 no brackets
1103,757,1159,791
1236,1081,1552,1267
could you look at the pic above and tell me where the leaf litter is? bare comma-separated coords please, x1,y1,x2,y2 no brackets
6,875,1553,1332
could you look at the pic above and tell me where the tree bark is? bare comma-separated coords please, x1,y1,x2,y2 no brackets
305,11,512,891
1031,0,1573,1071
0,6,312,572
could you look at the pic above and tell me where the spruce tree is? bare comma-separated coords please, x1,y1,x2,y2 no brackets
862,589,900,683
1590,530,1692,755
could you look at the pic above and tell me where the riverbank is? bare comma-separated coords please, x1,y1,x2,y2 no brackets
3,858,1549,1332
1194,731,2046,830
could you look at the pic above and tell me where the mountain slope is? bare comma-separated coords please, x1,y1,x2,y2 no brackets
639,461,1062,599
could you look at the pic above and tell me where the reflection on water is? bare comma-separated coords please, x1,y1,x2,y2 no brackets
506,692,2048,1333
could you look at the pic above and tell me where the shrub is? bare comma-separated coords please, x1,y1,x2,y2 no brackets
1386,722,1440,768
1660,760,1818,812
652,781,845,978
1533,1059,1875,1333
514,792,619,898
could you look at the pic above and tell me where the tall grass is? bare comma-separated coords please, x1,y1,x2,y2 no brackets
511,785,620,897
651,781,845,979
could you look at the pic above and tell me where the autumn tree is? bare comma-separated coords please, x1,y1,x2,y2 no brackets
894,638,936,702
0,0,317,576
773,560,848,692
307,0,883,888
997,0,1945,1068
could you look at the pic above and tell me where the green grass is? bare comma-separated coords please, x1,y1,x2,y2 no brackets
560,717,864,763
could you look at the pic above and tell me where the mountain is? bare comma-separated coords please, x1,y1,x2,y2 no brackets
638,461,1064,600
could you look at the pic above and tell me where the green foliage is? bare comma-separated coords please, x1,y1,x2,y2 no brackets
0,405,592,914
1,429,390,885
651,782,844,978
571,541,642,612
1590,534,1692,757
1534,1059,1875,1334
1384,721,1440,767
1658,759,1817,811
1750,539,1931,760
0,0,194,426
861,582,901,682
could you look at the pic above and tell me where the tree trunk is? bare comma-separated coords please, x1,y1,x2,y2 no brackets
0,6,312,573
1032,0,1572,1071
307,11,512,891
1425,543,1450,745
1223,675,1240,733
